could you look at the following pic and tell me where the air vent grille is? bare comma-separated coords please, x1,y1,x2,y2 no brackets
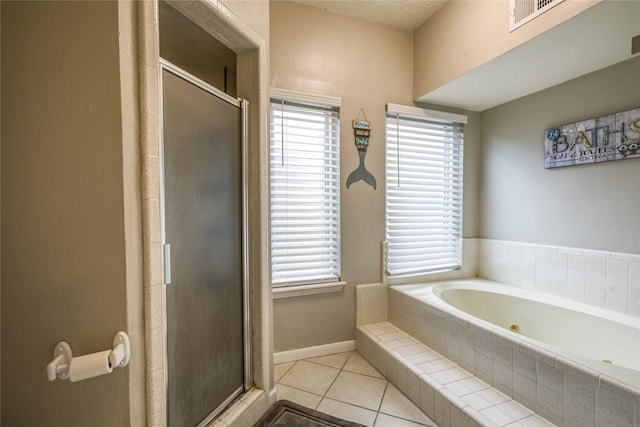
511,0,565,31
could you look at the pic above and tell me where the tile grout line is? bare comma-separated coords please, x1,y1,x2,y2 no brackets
336,351,391,426
275,359,327,407
275,359,297,384
340,351,435,427
308,351,385,423
371,380,389,427
277,351,436,427
314,351,355,411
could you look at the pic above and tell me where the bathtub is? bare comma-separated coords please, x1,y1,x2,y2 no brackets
392,278,640,391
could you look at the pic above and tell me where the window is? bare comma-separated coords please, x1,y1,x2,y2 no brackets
269,90,341,287
384,103,466,279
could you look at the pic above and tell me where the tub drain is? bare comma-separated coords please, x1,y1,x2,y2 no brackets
509,323,520,333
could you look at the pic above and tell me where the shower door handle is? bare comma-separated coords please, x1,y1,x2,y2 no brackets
164,244,172,285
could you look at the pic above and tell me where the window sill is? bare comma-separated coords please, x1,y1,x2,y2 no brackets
385,266,464,286
272,281,346,299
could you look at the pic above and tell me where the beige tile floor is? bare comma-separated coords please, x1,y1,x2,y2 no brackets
274,351,439,427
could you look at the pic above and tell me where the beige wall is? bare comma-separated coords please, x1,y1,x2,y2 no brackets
2,1,270,425
1,1,140,425
270,1,413,351
270,1,484,352
479,56,640,254
413,0,599,100
223,0,270,44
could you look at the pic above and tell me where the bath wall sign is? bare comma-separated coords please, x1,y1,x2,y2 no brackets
346,111,377,189
544,107,640,168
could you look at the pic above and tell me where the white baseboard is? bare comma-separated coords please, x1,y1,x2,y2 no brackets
273,340,356,364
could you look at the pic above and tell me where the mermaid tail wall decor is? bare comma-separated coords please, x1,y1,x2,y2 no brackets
347,146,376,189
347,118,377,190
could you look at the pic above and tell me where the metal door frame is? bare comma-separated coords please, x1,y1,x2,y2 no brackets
159,59,252,426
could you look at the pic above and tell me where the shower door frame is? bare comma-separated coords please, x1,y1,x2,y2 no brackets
159,59,252,426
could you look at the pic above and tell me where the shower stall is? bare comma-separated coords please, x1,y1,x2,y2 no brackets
161,60,251,426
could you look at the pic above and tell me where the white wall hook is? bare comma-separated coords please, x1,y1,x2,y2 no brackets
47,341,73,381
46,331,130,382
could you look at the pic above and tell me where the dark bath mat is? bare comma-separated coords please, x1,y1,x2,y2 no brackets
254,400,366,427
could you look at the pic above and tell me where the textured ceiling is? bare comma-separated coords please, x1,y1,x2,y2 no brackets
290,0,448,31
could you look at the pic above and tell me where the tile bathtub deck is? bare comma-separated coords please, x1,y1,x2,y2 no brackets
275,351,439,427
357,322,557,427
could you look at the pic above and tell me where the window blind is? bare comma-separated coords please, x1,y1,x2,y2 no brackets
270,95,341,286
385,105,465,278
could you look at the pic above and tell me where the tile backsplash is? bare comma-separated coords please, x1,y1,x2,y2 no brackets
477,239,640,318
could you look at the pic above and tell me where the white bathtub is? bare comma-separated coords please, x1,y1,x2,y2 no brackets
397,278,640,391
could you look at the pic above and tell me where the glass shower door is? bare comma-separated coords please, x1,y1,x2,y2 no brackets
161,64,245,427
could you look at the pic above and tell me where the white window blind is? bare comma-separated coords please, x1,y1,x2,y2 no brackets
385,104,465,278
270,93,341,286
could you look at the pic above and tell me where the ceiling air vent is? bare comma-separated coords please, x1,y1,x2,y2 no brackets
510,0,565,32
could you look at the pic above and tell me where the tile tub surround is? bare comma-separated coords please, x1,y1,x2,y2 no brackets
477,239,640,318
385,284,640,426
356,283,388,326
356,323,553,427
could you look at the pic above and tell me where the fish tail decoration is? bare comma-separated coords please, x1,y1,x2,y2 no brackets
347,117,376,189
346,148,376,189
